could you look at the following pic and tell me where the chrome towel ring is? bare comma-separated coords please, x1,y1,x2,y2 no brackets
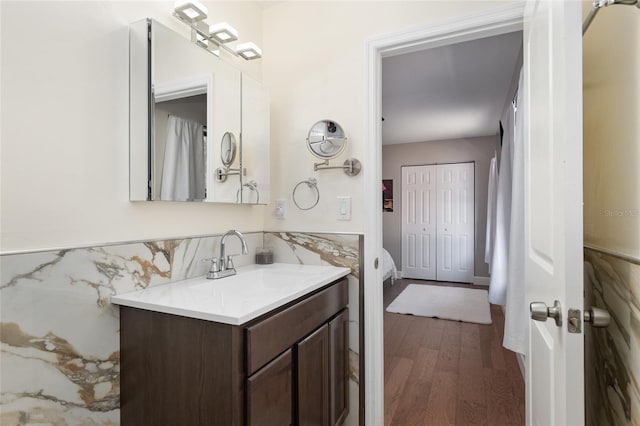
236,180,260,204
292,178,320,210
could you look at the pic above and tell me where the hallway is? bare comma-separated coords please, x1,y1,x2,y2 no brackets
384,279,525,425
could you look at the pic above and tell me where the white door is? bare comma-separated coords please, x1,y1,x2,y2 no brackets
524,1,584,425
436,162,475,283
401,165,437,280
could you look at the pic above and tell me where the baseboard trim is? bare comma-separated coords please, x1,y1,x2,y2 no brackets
473,276,490,286
397,273,490,286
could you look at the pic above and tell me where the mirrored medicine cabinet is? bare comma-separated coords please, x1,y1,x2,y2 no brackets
129,18,270,204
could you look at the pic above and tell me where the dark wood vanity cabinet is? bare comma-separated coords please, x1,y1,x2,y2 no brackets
328,309,350,426
297,324,329,425
247,349,293,426
120,277,349,426
296,309,349,426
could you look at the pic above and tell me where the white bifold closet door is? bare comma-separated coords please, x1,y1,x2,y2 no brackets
401,165,437,280
436,163,474,282
402,163,474,283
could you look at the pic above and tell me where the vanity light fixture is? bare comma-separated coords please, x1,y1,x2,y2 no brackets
209,22,238,43
172,6,262,60
174,0,208,23
195,33,221,56
235,42,262,60
195,33,208,48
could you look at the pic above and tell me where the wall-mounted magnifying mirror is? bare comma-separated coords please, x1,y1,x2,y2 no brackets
220,132,237,166
214,131,241,184
306,120,347,159
306,119,361,176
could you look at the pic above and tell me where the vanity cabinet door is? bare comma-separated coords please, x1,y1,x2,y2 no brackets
329,309,349,426
297,324,330,426
247,349,293,426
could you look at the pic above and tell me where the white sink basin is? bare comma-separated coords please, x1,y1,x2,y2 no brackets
110,263,351,325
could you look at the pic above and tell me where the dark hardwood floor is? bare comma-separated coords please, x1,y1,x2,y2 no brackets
384,279,525,426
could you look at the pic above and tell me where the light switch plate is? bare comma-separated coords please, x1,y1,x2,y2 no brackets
337,196,351,221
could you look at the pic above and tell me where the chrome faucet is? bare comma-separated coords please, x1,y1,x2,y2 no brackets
207,230,249,279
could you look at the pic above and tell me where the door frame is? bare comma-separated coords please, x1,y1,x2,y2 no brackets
363,3,525,424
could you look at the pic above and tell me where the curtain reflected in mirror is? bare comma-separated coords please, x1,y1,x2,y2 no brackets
160,115,206,201
154,95,207,201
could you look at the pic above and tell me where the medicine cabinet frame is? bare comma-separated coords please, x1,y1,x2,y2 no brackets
129,18,269,204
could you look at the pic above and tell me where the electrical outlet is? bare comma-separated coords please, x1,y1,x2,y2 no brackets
275,199,286,219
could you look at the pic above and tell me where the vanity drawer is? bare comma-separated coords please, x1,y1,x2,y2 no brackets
246,278,348,375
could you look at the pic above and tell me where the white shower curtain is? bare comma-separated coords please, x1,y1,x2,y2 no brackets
485,155,499,273
489,99,515,306
160,115,206,201
503,69,526,355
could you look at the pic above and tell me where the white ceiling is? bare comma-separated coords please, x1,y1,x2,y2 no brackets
381,31,522,145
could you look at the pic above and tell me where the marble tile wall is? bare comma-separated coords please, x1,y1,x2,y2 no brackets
0,233,262,425
0,231,363,425
264,231,362,426
584,248,640,426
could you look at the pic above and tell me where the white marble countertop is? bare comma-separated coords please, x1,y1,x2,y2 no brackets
110,263,350,325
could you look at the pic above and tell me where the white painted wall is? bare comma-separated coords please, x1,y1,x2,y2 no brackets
583,2,640,259
1,0,518,253
261,1,514,233
1,1,264,253
582,5,640,423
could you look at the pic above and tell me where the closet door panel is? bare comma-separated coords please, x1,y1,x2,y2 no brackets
436,162,475,283
401,165,437,280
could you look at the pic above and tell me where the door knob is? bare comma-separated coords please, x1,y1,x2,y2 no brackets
530,300,562,327
584,306,611,328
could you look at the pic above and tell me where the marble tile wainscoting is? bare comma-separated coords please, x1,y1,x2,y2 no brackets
0,232,262,425
584,247,640,426
264,231,364,426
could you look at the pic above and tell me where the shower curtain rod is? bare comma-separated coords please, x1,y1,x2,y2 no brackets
583,0,638,35
166,113,207,135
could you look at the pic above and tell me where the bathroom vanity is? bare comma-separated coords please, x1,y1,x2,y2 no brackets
112,264,350,426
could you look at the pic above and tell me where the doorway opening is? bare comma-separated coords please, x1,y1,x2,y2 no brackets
380,30,524,424
362,3,527,424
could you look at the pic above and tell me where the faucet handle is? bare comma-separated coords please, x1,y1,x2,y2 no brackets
211,257,220,272
201,257,220,270
202,257,220,272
